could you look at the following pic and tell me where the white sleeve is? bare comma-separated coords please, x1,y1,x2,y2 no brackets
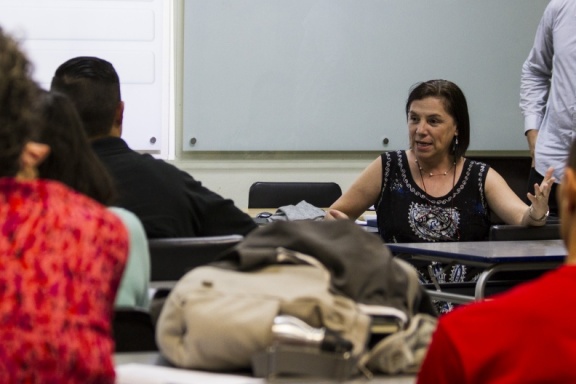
519,0,557,133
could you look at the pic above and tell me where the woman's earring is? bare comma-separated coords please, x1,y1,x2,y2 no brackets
452,136,459,154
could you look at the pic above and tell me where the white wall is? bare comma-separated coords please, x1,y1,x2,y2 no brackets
0,0,172,155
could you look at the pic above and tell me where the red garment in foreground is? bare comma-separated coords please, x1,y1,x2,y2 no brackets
417,265,576,384
0,178,128,384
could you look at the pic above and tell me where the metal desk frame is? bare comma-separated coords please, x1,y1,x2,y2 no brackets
388,240,566,304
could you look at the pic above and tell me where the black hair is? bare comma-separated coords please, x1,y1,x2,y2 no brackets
0,28,40,177
50,56,121,139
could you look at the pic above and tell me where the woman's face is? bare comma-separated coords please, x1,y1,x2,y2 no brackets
408,96,457,160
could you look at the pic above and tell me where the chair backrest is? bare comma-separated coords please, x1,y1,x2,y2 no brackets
489,224,561,241
113,307,157,352
148,235,243,281
467,156,532,224
248,181,342,209
467,155,531,202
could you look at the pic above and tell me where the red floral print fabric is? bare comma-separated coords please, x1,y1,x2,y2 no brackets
0,178,128,384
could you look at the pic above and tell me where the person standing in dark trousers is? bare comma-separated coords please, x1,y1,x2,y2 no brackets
51,56,257,238
520,0,576,218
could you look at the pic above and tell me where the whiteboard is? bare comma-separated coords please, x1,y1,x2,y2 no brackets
0,0,169,155
182,0,549,152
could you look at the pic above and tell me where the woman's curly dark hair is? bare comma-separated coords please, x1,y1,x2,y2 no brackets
0,27,40,178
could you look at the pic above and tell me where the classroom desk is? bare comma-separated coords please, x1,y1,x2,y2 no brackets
387,239,566,304
114,352,416,384
245,208,375,218
245,208,378,232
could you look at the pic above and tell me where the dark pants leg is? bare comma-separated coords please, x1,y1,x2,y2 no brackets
528,167,558,218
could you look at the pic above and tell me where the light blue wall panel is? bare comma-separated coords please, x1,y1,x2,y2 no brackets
182,0,548,151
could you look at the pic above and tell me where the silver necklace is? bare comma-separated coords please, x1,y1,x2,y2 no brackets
415,159,456,177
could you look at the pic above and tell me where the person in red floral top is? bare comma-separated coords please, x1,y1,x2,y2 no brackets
0,27,129,384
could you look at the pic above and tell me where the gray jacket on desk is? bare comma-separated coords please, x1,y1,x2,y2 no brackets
221,220,436,317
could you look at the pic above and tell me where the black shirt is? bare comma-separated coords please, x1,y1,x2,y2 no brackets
92,137,257,238
376,150,492,243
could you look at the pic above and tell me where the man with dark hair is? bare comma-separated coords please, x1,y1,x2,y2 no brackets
417,140,576,383
51,56,257,238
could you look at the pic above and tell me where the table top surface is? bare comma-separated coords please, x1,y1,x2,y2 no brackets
245,208,377,228
245,208,375,217
114,352,415,384
387,239,566,265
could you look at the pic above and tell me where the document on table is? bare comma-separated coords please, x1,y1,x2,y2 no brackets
116,364,265,384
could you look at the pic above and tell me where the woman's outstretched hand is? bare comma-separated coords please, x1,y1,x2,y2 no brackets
527,166,555,217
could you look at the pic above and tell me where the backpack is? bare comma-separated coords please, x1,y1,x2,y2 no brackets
156,220,437,377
